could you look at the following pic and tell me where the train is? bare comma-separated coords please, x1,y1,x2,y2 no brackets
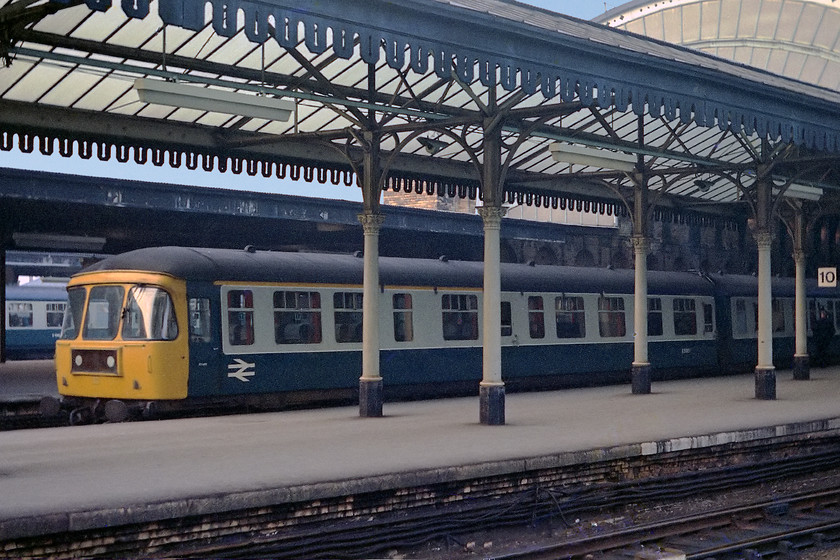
4,283,67,360
40,246,840,424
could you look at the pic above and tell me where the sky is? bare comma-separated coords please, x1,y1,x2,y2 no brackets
0,1,624,202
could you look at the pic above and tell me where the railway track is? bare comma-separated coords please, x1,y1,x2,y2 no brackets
166,450,840,560
493,488,840,560
0,400,65,430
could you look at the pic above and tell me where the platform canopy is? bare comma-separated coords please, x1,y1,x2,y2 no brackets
2,0,840,221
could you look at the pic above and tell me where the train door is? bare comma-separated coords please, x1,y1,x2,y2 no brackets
714,293,735,372
186,284,223,396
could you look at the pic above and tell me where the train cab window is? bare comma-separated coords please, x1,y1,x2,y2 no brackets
528,296,545,339
334,292,363,343
189,298,212,342
7,302,33,328
122,286,178,340
673,298,697,336
771,299,786,333
555,296,585,339
46,303,66,328
501,302,512,337
227,290,255,346
598,296,626,338
274,291,322,344
441,294,479,341
393,293,414,342
83,286,125,341
60,287,86,340
648,298,663,337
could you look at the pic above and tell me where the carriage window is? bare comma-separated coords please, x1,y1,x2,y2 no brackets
734,299,748,336
704,303,714,334
772,298,786,333
227,290,254,346
122,286,179,341
334,292,363,343
673,298,697,336
7,302,33,328
83,285,125,341
555,296,585,339
598,296,626,338
442,294,479,341
501,302,512,337
393,293,414,342
274,291,322,344
189,298,212,342
46,303,66,328
60,287,86,340
648,298,663,336
528,296,545,339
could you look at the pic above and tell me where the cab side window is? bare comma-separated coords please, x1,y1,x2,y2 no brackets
189,298,212,342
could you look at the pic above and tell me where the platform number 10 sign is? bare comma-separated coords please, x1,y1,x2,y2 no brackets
819,267,837,288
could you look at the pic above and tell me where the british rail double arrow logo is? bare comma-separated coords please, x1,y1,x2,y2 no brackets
227,358,256,382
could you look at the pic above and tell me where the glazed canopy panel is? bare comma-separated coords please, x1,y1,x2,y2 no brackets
1,0,840,211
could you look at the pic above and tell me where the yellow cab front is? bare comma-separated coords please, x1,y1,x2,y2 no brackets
55,271,190,401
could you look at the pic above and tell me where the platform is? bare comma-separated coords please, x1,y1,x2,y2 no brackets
1,367,840,541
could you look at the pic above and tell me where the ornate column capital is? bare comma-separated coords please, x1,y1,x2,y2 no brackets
357,212,385,234
631,235,650,254
793,248,806,264
477,205,506,229
752,230,774,249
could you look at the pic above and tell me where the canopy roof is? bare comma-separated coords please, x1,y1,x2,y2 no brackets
1,0,839,220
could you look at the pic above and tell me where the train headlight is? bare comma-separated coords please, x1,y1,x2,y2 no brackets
71,350,119,375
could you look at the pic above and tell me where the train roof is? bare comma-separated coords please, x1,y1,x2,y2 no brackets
82,246,716,296
5,283,68,301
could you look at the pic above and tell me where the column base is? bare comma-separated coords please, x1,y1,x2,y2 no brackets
793,355,810,381
631,363,652,394
359,377,383,417
480,384,505,425
755,366,776,400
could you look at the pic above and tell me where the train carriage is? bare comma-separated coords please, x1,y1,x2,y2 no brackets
4,283,67,360
46,246,838,423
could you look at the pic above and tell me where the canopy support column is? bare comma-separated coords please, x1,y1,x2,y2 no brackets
479,117,505,426
630,129,651,394
479,205,505,425
753,178,775,400
358,129,384,418
793,209,809,380
631,235,651,393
